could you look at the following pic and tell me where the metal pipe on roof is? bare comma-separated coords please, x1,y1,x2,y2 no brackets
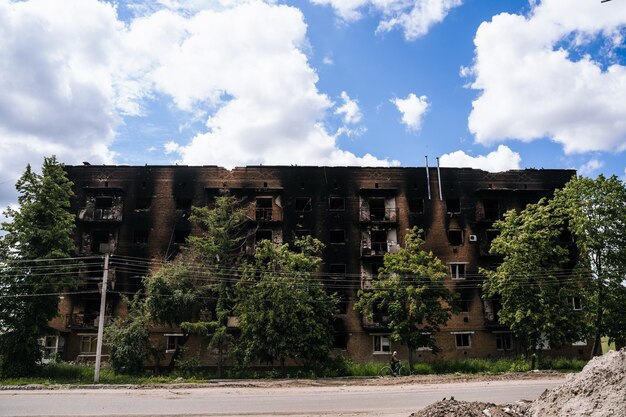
425,156,431,200
436,157,443,200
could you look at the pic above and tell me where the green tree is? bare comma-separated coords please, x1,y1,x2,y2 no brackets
355,227,456,368
104,295,152,375
235,237,337,371
0,156,76,376
553,175,626,355
143,193,248,375
482,198,590,367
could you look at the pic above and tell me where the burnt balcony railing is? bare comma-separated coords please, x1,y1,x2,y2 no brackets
362,314,391,329
65,313,110,328
78,207,122,222
359,208,398,223
361,240,398,257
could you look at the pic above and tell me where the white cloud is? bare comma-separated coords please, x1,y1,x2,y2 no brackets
391,93,429,131
467,0,626,154
310,0,463,40
323,55,334,65
335,91,363,124
439,145,521,172
0,0,393,206
578,158,604,176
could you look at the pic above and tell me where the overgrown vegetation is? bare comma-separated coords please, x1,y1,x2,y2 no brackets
0,357,587,385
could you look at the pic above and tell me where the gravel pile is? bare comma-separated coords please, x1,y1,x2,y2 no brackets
412,349,626,417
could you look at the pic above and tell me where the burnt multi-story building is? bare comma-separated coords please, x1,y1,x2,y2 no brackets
46,165,591,364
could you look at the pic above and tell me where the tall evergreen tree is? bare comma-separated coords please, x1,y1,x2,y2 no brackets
355,227,455,368
0,156,76,376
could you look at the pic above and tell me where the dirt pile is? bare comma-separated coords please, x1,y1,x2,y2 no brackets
527,349,626,417
411,349,626,417
409,399,530,417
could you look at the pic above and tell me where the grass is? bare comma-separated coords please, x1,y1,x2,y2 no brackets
0,356,588,385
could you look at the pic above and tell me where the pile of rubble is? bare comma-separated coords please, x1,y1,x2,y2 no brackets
411,349,626,417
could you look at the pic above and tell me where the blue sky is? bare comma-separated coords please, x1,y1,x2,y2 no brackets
0,0,625,209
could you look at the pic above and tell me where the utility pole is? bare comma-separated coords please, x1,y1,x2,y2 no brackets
94,252,110,384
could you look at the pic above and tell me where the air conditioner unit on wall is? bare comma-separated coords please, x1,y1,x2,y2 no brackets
469,234,478,242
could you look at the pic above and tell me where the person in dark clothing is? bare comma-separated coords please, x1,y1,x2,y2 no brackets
390,351,400,376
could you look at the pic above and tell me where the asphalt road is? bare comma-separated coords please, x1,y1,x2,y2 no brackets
0,379,563,417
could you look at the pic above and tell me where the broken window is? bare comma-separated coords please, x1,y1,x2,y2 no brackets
486,229,500,248
255,197,273,221
446,198,461,214
483,199,500,220
409,199,424,214
496,333,513,351
133,230,149,244
449,263,466,280
455,333,471,348
294,229,310,240
135,197,151,210
448,229,463,246
255,229,273,244
91,230,110,253
175,197,192,210
569,296,582,310
95,197,113,209
330,229,345,244
329,264,346,280
295,197,312,212
332,318,348,349
458,289,472,312
373,335,391,353
368,198,386,221
173,230,190,244
371,263,384,279
370,230,387,254
329,197,345,211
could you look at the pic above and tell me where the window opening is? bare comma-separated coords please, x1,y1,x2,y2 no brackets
80,335,97,354
174,230,190,244
409,199,424,214
133,230,149,244
135,197,151,210
446,198,461,214
95,196,113,209
175,197,192,210
373,335,391,353
496,333,513,351
368,198,385,220
458,289,472,312
448,229,463,246
329,264,346,280
295,197,312,212
255,229,272,243
91,230,110,253
329,197,345,211
455,333,471,348
330,229,345,244
370,230,387,254
294,229,310,239
165,334,184,353
483,199,500,220
570,296,582,310
255,197,273,221
450,263,466,280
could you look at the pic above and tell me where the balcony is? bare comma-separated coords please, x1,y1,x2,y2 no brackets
361,240,398,257
361,314,390,329
359,207,398,223
65,313,110,329
79,207,123,222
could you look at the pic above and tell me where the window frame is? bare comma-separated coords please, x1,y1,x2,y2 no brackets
328,197,345,211
496,333,513,351
79,334,98,355
453,332,472,349
449,262,468,280
165,333,185,353
373,334,391,354
294,197,312,212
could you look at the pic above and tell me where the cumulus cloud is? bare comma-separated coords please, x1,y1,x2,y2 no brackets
335,91,362,124
467,0,626,154
578,158,604,176
391,93,429,131
439,145,521,172
310,0,463,40
0,0,393,206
